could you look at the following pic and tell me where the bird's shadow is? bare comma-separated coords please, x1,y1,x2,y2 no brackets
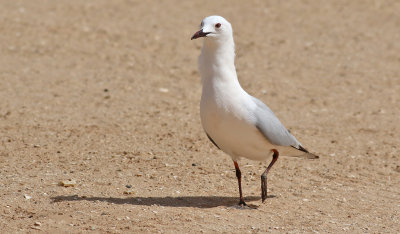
51,195,276,209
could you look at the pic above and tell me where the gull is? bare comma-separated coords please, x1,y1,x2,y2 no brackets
191,16,319,206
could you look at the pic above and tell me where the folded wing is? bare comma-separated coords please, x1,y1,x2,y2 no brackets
251,96,318,159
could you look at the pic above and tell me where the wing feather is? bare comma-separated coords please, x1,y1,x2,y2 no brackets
251,96,319,159
251,96,300,147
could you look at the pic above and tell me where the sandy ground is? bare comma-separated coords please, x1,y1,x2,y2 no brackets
1,0,400,233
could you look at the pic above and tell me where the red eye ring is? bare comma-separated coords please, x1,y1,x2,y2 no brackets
215,23,221,28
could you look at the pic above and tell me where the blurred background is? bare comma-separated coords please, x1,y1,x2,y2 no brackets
0,0,399,232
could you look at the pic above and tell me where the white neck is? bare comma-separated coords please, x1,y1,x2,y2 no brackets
198,37,239,86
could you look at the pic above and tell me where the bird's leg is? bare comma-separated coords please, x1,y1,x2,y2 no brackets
233,161,246,206
261,149,279,202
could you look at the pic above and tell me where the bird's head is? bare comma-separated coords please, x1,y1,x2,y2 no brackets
191,16,233,42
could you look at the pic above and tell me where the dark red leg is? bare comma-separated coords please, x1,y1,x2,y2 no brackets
233,161,246,206
261,149,279,202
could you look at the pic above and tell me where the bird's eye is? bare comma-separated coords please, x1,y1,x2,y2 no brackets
200,22,204,27
215,23,221,28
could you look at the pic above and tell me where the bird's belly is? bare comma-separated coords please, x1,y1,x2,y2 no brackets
201,106,274,161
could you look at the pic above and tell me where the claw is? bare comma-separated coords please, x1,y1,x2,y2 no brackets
239,199,247,206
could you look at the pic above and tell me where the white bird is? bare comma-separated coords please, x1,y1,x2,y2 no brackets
191,16,318,206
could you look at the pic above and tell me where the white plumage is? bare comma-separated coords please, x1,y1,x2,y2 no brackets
192,15,318,205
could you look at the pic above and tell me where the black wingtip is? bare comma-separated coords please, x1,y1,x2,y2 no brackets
297,145,309,153
291,145,319,159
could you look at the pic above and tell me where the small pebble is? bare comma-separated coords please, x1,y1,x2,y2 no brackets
126,185,132,188
59,179,77,187
34,222,41,226
24,194,32,200
159,88,169,93
123,190,135,195
192,163,197,166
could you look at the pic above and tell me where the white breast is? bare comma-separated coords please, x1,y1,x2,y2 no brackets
200,83,275,161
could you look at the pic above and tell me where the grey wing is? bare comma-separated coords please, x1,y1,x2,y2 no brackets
251,96,301,147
